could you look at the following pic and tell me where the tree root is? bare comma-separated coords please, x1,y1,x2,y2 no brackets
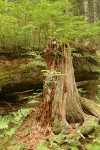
53,97,100,136
79,115,99,137
65,115,99,140
80,97,100,119
65,97,100,139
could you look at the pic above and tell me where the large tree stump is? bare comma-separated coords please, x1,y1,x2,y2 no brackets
41,41,100,134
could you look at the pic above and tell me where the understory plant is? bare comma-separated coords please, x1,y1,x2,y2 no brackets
0,108,31,139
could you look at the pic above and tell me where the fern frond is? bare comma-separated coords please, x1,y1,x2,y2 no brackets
72,53,83,57
82,65,100,73
83,53,99,62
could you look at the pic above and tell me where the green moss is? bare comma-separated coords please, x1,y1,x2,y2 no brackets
52,119,65,134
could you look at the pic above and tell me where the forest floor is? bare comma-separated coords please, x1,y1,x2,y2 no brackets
9,106,48,150
0,98,54,150
0,95,100,150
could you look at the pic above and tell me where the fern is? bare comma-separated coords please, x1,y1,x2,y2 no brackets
0,115,11,129
12,108,31,123
19,60,46,72
82,64,100,73
5,127,17,136
0,108,31,139
72,53,83,58
91,66,100,73
48,134,79,150
70,146,79,150
28,99,40,104
78,88,86,95
37,140,50,150
83,53,98,60
86,144,100,150
22,51,39,57
86,121,99,129
0,121,9,129
28,60,46,67
93,138,100,144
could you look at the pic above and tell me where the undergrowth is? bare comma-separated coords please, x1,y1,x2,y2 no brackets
0,92,42,139
37,122,100,150
0,92,100,150
0,108,31,139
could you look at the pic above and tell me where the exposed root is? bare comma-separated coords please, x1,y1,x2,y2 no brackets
79,115,99,136
80,97,100,119
64,115,99,140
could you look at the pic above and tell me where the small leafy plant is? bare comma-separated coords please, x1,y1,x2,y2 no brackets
0,108,31,139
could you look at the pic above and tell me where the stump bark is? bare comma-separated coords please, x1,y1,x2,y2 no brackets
41,42,100,133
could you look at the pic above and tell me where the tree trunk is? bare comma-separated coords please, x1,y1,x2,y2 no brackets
77,0,84,16
84,0,90,23
93,0,99,22
41,43,85,133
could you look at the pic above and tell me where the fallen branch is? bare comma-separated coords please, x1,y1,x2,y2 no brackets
13,89,34,95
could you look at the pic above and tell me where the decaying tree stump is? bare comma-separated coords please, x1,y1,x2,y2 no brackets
41,40,100,134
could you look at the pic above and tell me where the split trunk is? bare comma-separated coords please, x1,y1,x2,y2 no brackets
41,44,85,132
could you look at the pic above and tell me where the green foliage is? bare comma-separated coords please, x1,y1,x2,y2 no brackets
37,140,50,150
83,53,97,59
0,0,99,78
19,60,46,72
0,1,99,149
86,144,100,150
0,0,100,51
86,121,100,128
19,52,46,72
38,121,100,150
20,91,42,104
0,108,31,139
45,133,80,150
0,115,9,129
97,85,100,101
70,146,79,150
28,95,41,104
78,88,86,96
82,64,100,73
87,121,100,149
72,53,83,58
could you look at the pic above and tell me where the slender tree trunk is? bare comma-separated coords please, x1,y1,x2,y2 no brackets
77,0,84,16
84,0,90,23
41,43,84,133
93,0,99,22
65,0,69,15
